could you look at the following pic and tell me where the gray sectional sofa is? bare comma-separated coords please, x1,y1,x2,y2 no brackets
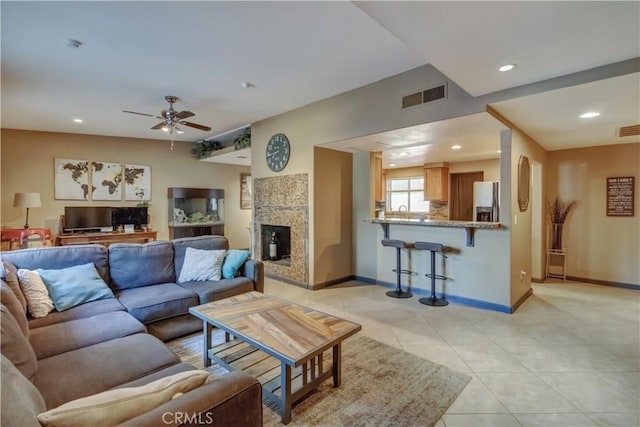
0,235,265,426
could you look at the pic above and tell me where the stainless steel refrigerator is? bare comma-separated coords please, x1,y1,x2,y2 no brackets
473,181,500,222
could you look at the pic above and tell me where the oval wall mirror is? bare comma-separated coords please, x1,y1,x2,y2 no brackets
518,155,531,212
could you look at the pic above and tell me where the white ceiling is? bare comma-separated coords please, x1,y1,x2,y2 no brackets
322,112,507,169
1,1,639,154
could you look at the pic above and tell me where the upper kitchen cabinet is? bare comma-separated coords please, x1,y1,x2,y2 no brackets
424,162,449,201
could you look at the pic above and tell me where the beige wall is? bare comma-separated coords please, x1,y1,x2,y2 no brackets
1,129,251,248
547,143,639,285
507,128,548,306
449,158,500,181
313,147,353,285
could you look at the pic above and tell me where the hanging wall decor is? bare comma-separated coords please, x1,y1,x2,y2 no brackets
54,158,91,200
91,161,123,201
124,164,151,202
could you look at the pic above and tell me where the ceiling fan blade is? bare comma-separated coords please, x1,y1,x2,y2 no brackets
175,110,195,120
180,121,211,131
123,110,154,117
151,122,166,130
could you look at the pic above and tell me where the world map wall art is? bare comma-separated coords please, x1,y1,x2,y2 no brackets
54,158,151,202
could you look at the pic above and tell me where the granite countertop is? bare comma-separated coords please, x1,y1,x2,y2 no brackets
370,218,501,229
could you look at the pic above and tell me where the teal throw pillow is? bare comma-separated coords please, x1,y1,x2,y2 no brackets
221,250,251,279
36,263,114,312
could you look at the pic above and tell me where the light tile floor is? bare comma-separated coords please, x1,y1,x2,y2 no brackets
263,278,640,427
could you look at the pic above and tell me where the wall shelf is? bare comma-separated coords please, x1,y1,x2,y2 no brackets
200,147,251,166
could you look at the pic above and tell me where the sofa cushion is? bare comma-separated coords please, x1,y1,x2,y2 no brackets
1,281,29,336
17,269,54,318
1,259,27,311
37,370,209,427
29,311,146,360
34,333,181,409
37,263,115,311
116,283,198,323
114,363,196,389
0,305,37,380
178,277,254,304
28,297,126,329
222,249,251,279
178,247,226,283
173,235,229,280
1,354,46,427
1,244,110,284
109,241,175,291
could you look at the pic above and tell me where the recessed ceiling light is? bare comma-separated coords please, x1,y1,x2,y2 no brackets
398,152,409,157
580,111,600,119
389,163,396,167
241,82,255,89
73,118,83,123
451,145,462,150
498,63,516,72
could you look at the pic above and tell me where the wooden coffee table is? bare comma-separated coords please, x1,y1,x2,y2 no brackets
189,291,362,424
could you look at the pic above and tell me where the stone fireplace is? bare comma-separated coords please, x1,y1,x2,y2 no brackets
253,174,308,286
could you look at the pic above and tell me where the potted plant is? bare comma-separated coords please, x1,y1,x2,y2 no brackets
191,139,222,159
547,196,577,250
233,127,251,150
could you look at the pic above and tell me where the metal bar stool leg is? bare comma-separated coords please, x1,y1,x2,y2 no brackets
419,249,448,307
383,243,412,299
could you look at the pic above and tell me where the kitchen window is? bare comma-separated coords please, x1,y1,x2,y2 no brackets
387,177,430,212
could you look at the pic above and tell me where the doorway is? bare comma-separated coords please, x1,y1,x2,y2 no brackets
450,172,484,220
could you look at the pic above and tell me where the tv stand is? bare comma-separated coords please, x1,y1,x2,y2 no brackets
56,231,157,247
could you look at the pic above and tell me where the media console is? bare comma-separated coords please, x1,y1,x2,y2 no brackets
56,231,157,247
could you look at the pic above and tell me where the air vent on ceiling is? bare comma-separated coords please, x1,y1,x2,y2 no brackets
402,83,447,109
617,124,640,137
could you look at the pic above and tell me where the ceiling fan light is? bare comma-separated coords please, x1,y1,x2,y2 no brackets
175,126,184,135
161,126,169,132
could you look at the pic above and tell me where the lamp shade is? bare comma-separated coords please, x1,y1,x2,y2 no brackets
13,193,41,208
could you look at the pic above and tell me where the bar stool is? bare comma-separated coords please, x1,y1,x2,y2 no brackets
414,241,449,307
381,239,413,299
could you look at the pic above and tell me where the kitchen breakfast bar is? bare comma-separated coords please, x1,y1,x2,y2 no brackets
366,217,514,312
370,218,501,247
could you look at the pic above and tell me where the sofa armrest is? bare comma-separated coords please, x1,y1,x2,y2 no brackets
241,260,264,293
120,371,263,427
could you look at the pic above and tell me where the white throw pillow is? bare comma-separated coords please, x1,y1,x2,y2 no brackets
37,370,209,427
17,269,54,318
178,247,227,283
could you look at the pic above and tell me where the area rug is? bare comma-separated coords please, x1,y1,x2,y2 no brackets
168,333,471,427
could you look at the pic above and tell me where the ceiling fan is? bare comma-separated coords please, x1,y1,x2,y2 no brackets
123,95,211,149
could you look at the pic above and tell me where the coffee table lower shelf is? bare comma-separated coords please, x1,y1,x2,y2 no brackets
208,339,338,424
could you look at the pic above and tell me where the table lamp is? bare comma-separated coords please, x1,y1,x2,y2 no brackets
13,192,41,229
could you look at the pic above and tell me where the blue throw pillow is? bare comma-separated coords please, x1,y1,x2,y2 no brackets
36,263,114,312
221,250,251,279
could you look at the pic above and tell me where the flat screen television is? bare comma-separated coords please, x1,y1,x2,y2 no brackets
111,207,148,230
64,206,113,233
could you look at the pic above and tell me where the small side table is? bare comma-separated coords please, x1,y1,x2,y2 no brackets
1,228,53,250
546,249,567,281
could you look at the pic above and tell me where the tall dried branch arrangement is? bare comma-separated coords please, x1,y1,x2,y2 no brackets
547,196,577,224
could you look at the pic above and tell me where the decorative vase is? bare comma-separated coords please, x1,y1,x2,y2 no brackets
551,223,564,250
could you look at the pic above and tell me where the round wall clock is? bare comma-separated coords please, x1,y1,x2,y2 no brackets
266,133,290,172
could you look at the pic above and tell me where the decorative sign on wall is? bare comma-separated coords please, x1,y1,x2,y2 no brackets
606,176,634,217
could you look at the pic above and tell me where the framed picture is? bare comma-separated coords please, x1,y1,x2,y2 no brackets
91,161,122,201
54,158,91,200
240,173,252,210
124,164,151,202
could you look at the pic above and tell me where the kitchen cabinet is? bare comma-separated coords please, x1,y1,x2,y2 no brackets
424,162,449,201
